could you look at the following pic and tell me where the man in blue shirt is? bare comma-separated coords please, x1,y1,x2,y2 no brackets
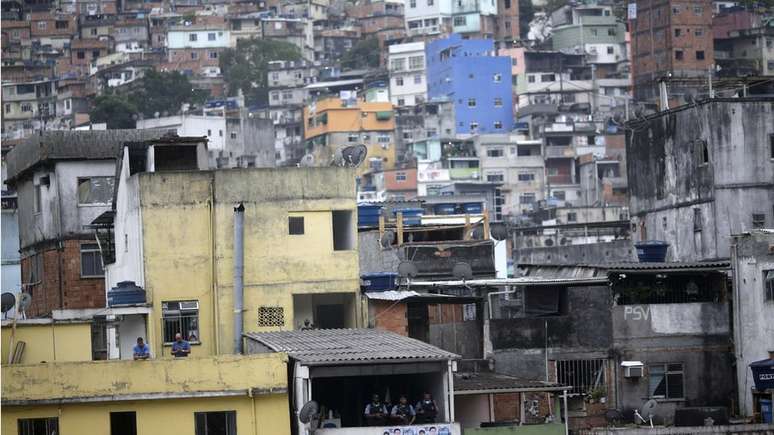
133,337,150,360
171,333,191,357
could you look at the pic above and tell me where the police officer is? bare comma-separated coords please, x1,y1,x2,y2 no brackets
364,394,388,426
415,392,439,423
390,395,416,425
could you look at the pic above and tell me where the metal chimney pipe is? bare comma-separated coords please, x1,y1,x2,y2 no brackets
233,203,245,354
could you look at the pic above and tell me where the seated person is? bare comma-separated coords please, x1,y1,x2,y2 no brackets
171,333,191,357
415,392,438,423
364,394,388,426
133,337,151,360
390,395,416,425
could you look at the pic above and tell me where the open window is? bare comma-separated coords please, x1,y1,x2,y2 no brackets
194,411,236,435
162,300,199,343
332,210,354,251
154,145,198,171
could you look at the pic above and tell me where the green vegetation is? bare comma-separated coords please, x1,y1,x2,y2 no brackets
341,37,381,70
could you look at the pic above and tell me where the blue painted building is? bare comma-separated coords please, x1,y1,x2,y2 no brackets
426,34,514,135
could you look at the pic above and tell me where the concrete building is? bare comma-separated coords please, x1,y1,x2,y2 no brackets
1,154,21,304
266,59,318,165
1,316,291,435
166,23,230,77
112,17,150,52
3,130,166,317
136,113,276,169
476,133,545,218
388,41,427,107
303,97,397,179
731,230,774,417
632,0,714,102
627,98,774,261
103,141,361,358
1,79,58,141
551,2,628,77
426,34,514,135
450,0,498,39
715,26,774,77
404,0,452,37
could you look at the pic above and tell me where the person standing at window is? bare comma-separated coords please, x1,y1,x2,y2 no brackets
133,337,151,360
171,333,191,357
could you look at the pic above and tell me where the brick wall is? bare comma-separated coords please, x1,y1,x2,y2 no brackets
370,300,408,335
20,239,105,317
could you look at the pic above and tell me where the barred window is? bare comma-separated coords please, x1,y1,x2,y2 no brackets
258,306,285,327
162,300,200,343
556,359,607,395
18,417,58,435
80,243,104,277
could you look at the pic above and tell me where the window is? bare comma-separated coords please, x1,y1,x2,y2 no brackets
675,50,684,60
553,190,566,200
18,418,59,435
468,98,476,107
469,122,479,131
80,243,104,277
90,28,98,36
289,216,304,235
37,21,47,30
78,177,114,205
395,77,404,86
528,75,536,83
428,0,434,4
567,212,577,222
674,28,681,37
649,363,684,399
693,5,703,14
414,74,422,84
348,133,359,142
3,103,10,114
195,411,236,435
672,5,680,14
493,73,502,83
519,193,536,204
770,134,774,159
556,359,607,395
590,28,598,36
377,134,391,143
608,28,616,36
695,28,703,37
693,208,703,232
696,50,705,60
77,51,86,59
190,51,198,60
699,140,709,164
332,210,354,251
409,0,416,7
258,306,285,327
208,51,218,59
230,132,237,139
765,270,774,302
454,16,466,26
207,32,216,41
487,148,504,157
753,213,766,229
486,173,504,182
494,97,503,107
33,183,43,213
518,173,535,182
189,33,198,42
409,55,424,69
607,46,614,54
541,73,555,82
494,121,503,129
390,58,405,71
162,300,200,343
55,20,68,29
110,412,137,435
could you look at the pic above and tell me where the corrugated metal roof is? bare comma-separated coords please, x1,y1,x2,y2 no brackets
408,276,609,288
454,372,568,394
599,261,730,272
244,329,460,365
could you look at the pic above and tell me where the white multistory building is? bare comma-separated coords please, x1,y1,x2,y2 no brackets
388,42,427,107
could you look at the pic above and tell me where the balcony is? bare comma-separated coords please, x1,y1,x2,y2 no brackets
449,167,480,180
2,353,288,405
544,146,574,158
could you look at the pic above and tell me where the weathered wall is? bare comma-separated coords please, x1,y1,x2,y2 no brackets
358,230,402,274
1,394,290,435
514,240,636,265
626,100,774,261
429,320,482,359
0,321,92,364
731,231,774,416
490,285,612,379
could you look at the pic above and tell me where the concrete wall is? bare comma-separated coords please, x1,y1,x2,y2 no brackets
627,100,774,261
514,240,636,265
358,230,402,274
1,321,92,364
731,231,774,416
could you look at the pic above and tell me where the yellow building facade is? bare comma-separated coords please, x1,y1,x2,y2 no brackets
107,161,362,359
2,348,290,435
303,98,397,177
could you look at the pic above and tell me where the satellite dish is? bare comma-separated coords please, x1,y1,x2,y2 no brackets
380,230,395,249
452,262,473,280
634,399,658,427
490,222,508,241
299,153,315,167
397,261,418,278
298,400,319,424
1,293,16,314
335,144,367,167
18,293,32,312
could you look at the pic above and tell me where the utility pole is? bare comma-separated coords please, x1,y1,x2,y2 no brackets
708,65,714,98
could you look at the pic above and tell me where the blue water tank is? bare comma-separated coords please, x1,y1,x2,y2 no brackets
108,281,146,307
634,241,670,263
394,208,423,226
462,202,483,214
761,400,772,424
361,273,398,292
434,203,457,215
357,204,382,228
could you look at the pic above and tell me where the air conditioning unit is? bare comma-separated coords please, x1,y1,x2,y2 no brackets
622,361,644,378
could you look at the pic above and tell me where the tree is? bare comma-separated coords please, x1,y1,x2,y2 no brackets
90,94,138,129
220,38,302,106
127,70,208,118
341,37,381,70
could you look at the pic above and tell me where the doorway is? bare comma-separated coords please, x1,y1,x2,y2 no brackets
316,304,345,329
110,412,137,435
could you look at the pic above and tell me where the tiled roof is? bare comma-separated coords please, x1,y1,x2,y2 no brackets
454,372,568,394
244,329,460,365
